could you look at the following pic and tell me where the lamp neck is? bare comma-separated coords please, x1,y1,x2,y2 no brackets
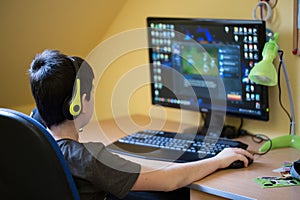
280,52,296,136
262,41,278,61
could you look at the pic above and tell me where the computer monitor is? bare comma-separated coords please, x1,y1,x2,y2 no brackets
147,17,269,135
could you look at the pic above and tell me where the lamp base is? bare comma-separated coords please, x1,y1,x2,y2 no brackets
259,135,300,153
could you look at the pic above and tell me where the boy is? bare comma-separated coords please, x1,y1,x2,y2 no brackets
29,49,253,200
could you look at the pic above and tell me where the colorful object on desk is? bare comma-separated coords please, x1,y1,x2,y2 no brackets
272,161,293,177
255,160,300,188
273,161,293,177
254,176,300,188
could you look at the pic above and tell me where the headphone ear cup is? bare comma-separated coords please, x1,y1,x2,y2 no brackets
63,78,81,120
69,78,82,117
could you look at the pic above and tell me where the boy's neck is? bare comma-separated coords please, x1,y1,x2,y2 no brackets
49,120,80,141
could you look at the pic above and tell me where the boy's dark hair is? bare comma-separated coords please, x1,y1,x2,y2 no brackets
29,49,94,127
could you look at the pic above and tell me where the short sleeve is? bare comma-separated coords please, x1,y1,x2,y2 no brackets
85,142,141,198
58,140,141,199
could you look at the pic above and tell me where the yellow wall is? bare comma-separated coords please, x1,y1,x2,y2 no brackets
1,0,299,138
0,0,127,114
91,0,299,137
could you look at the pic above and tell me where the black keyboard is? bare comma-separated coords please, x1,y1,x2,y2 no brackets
107,130,248,163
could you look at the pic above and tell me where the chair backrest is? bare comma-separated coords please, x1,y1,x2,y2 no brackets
0,108,80,200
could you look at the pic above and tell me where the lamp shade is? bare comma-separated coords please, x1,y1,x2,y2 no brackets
248,32,279,86
248,59,277,86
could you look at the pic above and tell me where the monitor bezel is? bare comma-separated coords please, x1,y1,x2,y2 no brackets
147,17,269,121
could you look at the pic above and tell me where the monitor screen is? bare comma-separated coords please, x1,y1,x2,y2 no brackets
147,17,269,127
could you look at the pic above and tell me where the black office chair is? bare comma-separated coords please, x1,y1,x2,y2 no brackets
0,108,80,200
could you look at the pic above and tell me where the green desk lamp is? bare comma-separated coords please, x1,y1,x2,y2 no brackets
248,32,300,153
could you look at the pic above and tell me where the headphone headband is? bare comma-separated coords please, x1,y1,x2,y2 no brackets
69,56,80,74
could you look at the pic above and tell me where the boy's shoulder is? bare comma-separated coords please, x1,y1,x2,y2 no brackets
57,139,106,157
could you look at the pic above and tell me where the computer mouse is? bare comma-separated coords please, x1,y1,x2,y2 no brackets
227,157,253,169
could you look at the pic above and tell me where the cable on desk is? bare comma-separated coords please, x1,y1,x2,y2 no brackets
250,133,272,155
238,118,272,155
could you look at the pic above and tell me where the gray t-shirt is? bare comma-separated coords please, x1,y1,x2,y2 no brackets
57,139,141,200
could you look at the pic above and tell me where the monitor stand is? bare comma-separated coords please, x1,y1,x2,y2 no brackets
183,112,239,138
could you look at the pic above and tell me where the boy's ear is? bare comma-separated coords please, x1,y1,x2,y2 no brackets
80,93,88,114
